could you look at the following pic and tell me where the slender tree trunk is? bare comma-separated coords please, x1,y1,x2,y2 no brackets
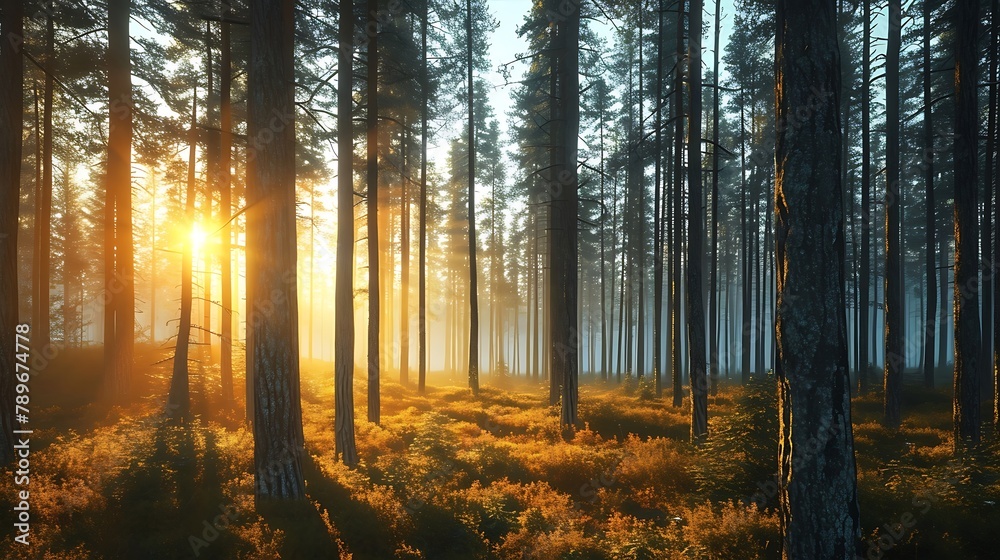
637,7,646,381
336,0,358,466
220,14,233,402
952,0,982,449
884,0,902,429
923,0,936,389
467,0,480,396
687,0,707,442
775,2,861,555
401,126,411,385
859,0,871,393
653,0,665,396
983,0,997,406
991,0,1000,435
168,95,199,422
367,0,381,424
0,0,25,465
709,0,721,395
740,88,750,385
418,0,429,393
672,0,686,407
36,9,54,354
939,234,949,369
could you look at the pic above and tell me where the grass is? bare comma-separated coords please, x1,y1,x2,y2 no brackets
1,345,998,559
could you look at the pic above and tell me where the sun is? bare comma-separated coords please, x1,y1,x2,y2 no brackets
190,222,208,253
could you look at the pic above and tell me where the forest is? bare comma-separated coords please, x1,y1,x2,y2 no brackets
0,0,999,558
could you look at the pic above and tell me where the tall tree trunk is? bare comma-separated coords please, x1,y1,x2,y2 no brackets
467,0,480,397
366,0,381,424
336,0,358,466
418,0,429,393
247,0,306,499
168,95,199,421
217,5,233,407
923,0,936,389
859,0,871,393
984,0,997,408
672,0,686,407
106,0,133,399
203,22,216,353
775,1,861,555
0,0,25,465
884,0,902,429
36,9,54,354
550,0,579,428
653,0,665,396
636,8,646,381
687,0,707,442
952,0,982,449
401,127,410,385
991,0,1000,436
709,0,721,395
740,87,750,385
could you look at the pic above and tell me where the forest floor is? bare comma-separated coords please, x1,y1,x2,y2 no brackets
1,344,999,559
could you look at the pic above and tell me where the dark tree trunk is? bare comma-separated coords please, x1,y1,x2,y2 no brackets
367,0,381,424
107,0,134,399
336,0,359,466
984,0,997,406
687,0,707,442
992,0,1000,435
36,10,53,354
0,0,24,465
923,0,936,389
555,0,580,429
740,88,750,385
859,0,871,393
467,0,480,397
672,0,685,408
220,7,234,406
418,0,429,393
884,0,902,429
709,0,721,396
247,0,306,499
653,0,665,396
401,128,410,385
775,1,861,556
168,95,198,421
952,0,982,449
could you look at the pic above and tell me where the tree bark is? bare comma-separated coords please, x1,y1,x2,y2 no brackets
219,6,233,406
859,0,871,393
168,95,198,422
775,1,861,556
709,0,721,396
418,0,429,393
687,0,707,443
923,0,936,389
952,0,982,450
106,0,134,400
0,0,24,465
672,0,685,407
336,0,359,466
467,0,480,397
248,0,306,499
556,0,580,429
367,0,381,424
883,0,902,429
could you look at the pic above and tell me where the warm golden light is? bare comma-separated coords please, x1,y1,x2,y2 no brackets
190,222,208,253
